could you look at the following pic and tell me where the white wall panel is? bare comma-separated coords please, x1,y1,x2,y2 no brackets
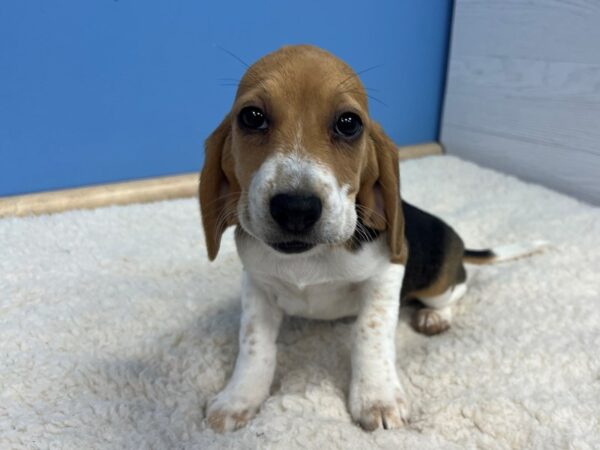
441,0,600,204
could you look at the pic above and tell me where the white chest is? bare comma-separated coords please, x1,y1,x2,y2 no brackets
259,276,361,319
236,231,391,320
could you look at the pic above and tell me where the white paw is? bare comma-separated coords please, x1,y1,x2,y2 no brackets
413,307,451,336
205,390,261,433
349,380,409,431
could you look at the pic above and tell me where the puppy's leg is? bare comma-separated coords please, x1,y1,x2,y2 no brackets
413,282,467,336
349,263,409,431
206,272,283,432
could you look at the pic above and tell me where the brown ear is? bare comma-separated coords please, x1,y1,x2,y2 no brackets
356,122,405,264
199,114,240,261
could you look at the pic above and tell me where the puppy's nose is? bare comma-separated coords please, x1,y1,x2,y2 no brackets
269,193,322,233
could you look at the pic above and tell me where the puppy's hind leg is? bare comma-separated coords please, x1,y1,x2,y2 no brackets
412,282,467,336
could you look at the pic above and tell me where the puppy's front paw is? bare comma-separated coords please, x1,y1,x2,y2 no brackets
206,391,260,432
349,382,409,431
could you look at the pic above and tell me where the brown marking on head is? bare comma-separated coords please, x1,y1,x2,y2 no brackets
200,45,405,262
367,320,379,329
231,46,370,191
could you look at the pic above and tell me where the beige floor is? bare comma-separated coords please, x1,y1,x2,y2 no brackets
2,155,597,449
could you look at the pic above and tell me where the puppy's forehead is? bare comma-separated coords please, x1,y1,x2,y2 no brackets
235,45,368,109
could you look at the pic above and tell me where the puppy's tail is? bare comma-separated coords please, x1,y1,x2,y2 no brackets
463,240,548,265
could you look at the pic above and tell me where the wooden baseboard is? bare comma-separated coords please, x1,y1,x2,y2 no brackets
398,142,443,161
0,174,199,218
0,142,442,218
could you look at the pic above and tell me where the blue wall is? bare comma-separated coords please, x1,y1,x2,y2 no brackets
0,1,452,196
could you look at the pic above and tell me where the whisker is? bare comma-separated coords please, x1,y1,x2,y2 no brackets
353,225,369,243
355,204,390,228
356,221,374,241
199,192,242,210
218,82,253,89
339,89,388,107
214,44,250,68
215,208,236,236
356,63,385,77
336,63,385,90
213,194,248,235
366,94,388,107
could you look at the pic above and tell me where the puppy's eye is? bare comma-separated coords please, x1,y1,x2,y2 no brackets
239,106,268,131
334,112,363,138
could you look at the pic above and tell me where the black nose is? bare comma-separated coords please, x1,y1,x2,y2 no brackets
269,193,322,233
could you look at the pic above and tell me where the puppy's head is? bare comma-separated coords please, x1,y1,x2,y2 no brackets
200,45,404,262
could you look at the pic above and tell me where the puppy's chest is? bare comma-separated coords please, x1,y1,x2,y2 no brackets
237,234,390,320
261,276,361,319
250,260,368,319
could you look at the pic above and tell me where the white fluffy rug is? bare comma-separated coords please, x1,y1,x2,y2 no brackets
1,156,599,449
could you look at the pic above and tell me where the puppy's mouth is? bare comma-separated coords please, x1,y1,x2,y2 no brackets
269,241,315,254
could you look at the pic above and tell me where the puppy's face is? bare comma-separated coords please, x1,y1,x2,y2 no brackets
200,45,404,262
231,47,370,254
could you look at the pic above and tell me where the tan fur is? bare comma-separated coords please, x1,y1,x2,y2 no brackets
407,238,464,299
410,269,453,299
199,45,405,263
199,115,240,261
357,123,405,263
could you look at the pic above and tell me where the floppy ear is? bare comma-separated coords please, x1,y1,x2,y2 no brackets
356,122,406,264
199,114,241,261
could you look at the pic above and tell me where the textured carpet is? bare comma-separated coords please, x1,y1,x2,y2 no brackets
1,156,599,449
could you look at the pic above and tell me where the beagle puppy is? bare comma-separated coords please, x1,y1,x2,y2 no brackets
199,45,541,432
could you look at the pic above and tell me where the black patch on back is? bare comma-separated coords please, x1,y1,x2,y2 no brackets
400,201,465,299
